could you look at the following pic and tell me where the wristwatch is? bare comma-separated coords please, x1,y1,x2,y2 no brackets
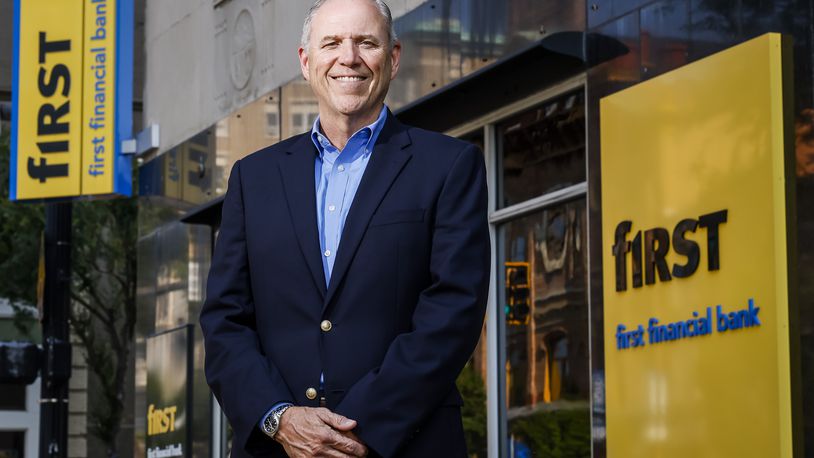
262,404,292,439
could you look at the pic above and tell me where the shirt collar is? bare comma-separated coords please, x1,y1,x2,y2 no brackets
310,104,389,158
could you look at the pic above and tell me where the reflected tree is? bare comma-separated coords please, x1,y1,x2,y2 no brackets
510,408,591,458
694,0,814,37
71,196,137,458
457,361,488,456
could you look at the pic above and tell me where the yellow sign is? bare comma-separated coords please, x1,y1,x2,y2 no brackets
12,0,84,199
600,33,799,457
11,0,132,200
146,404,177,436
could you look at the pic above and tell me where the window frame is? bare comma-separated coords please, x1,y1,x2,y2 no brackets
445,73,592,458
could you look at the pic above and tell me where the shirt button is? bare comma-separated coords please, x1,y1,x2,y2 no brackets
328,205,336,212
337,164,345,172
320,320,333,332
324,250,331,257
306,388,317,400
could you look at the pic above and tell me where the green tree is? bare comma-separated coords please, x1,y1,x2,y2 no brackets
0,130,44,338
510,408,591,458
71,196,137,458
457,361,488,457
0,129,137,458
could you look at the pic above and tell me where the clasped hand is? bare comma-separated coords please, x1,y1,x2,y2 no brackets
274,406,368,457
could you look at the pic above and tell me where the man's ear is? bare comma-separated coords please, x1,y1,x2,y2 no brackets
389,41,402,80
298,47,310,80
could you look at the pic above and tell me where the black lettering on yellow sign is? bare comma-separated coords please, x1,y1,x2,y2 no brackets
28,32,72,183
147,404,177,436
612,210,727,291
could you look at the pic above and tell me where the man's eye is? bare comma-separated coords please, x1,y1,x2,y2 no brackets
322,42,339,49
361,41,377,47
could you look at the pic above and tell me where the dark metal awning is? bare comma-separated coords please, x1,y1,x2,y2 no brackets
394,31,629,132
180,195,224,226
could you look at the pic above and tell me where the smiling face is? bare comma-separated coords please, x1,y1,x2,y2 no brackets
298,0,401,128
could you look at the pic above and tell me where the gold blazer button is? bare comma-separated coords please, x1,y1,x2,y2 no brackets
306,388,318,400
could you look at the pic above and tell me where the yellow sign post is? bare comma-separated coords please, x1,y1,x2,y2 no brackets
601,33,800,457
11,0,133,201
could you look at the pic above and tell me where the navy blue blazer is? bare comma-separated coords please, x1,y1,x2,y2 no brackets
200,113,490,457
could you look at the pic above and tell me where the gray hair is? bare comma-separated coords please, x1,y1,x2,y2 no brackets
301,0,398,51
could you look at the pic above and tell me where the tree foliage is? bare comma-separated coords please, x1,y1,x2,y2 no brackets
0,128,137,457
71,196,137,458
457,361,488,457
0,130,44,338
509,408,591,458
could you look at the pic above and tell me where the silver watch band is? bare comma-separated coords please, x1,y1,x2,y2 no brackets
266,404,292,439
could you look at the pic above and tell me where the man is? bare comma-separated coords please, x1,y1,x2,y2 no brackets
200,0,490,456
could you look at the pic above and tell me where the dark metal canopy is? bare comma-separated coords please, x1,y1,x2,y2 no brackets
180,195,225,226
394,31,628,132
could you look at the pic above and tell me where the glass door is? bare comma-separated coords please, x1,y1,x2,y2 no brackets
492,87,591,457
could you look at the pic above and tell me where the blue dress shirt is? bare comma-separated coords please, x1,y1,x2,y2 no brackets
313,105,388,286
259,105,389,432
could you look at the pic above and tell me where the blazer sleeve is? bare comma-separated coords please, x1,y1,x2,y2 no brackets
333,143,491,457
199,159,294,454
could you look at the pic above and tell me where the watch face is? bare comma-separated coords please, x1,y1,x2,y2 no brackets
263,413,281,436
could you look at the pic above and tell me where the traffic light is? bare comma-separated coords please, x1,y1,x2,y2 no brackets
0,341,41,385
505,262,530,326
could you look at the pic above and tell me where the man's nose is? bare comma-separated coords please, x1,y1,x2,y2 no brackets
338,40,360,66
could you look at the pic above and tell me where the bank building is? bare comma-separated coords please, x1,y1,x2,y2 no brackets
2,0,814,457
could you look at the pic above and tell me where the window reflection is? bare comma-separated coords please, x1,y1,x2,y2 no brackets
386,1,585,111
214,90,282,197
139,131,217,207
500,200,590,457
0,384,25,410
498,90,586,208
456,129,488,458
797,108,814,177
140,88,284,206
0,431,25,458
281,79,320,140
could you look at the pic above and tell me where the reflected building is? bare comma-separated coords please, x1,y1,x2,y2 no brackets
135,1,814,457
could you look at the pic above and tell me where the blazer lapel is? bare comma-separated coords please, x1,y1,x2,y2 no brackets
278,133,328,296
323,114,413,309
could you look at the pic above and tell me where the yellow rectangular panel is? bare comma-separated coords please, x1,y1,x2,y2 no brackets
81,0,117,195
600,33,797,457
12,0,84,200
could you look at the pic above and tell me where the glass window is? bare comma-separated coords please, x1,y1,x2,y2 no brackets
499,200,590,457
209,89,283,200
292,113,303,130
0,384,25,410
456,129,488,458
265,112,279,139
497,90,586,208
0,431,24,458
280,80,319,140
